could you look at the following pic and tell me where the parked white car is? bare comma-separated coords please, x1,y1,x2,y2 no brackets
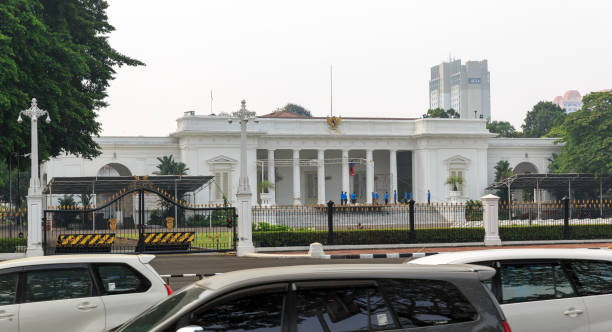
0,254,171,332
410,249,612,332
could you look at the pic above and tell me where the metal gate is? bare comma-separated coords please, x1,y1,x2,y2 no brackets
43,187,236,254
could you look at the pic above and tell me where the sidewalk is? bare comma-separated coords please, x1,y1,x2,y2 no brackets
265,242,612,256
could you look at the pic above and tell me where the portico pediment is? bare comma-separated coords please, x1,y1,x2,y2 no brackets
207,155,237,169
444,155,471,168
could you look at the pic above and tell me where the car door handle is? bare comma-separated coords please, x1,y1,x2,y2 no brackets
77,302,98,310
0,313,14,319
563,308,584,317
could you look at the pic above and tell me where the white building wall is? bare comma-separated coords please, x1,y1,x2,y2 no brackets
42,116,561,206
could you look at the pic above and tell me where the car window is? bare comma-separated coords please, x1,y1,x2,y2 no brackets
24,268,93,303
189,291,285,331
380,278,478,328
567,260,612,296
295,283,396,331
500,262,575,304
117,286,206,332
95,264,149,294
0,273,18,306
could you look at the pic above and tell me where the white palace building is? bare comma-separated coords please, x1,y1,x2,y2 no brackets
42,107,560,206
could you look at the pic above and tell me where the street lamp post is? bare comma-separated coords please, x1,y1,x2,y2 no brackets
230,100,256,256
18,98,51,257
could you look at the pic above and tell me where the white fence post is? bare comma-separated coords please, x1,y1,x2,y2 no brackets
481,194,502,246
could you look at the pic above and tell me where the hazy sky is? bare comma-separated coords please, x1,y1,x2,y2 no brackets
101,0,612,136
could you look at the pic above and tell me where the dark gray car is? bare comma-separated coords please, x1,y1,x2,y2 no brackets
114,264,511,332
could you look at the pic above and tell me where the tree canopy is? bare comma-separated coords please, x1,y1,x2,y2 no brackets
547,91,612,175
275,103,312,117
521,102,567,138
422,108,460,119
154,155,189,176
0,0,143,165
486,121,520,138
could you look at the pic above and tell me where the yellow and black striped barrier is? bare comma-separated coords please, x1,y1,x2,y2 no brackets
142,232,194,251
56,233,115,253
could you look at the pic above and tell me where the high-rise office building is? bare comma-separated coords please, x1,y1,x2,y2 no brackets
429,59,490,119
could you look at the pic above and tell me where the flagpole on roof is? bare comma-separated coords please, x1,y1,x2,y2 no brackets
330,65,333,117
210,89,213,114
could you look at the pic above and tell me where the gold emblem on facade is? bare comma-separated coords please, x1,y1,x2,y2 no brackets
326,116,342,130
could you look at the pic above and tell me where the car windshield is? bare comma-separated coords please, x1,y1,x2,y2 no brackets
116,285,207,332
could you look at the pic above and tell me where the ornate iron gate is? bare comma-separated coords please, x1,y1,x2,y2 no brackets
43,186,236,254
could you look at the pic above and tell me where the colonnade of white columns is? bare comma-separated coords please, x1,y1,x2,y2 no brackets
264,149,400,205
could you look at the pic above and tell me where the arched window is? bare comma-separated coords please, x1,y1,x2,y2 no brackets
97,163,132,177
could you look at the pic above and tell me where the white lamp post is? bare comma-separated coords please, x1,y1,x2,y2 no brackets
230,100,256,256
18,98,51,257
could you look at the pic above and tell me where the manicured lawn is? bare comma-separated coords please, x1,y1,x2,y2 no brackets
116,231,234,249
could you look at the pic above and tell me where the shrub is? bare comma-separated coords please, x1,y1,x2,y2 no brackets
252,222,293,232
253,227,484,247
0,238,27,253
500,224,612,241
465,200,483,221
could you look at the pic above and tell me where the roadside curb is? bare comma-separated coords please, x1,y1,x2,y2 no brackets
322,252,439,259
244,251,440,259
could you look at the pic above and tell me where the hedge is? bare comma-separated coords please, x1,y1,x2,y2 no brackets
254,227,484,247
253,224,612,247
0,238,27,253
500,224,612,241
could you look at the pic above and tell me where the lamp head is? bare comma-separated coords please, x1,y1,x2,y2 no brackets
17,114,23,124
45,114,51,124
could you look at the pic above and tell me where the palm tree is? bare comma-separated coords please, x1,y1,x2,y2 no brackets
154,155,189,175
494,160,513,182
445,175,464,191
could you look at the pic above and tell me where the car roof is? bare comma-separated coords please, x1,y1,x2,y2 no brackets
409,248,612,265
196,263,495,291
0,254,154,269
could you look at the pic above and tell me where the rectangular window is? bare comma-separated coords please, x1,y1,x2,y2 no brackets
380,278,478,328
294,282,396,331
215,171,232,201
189,291,285,331
95,264,150,295
567,260,612,295
450,170,464,194
500,263,575,304
0,273,18,306
25,268,93,303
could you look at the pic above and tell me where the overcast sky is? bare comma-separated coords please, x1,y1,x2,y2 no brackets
100,0,612,136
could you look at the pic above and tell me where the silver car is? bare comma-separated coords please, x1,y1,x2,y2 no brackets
115,263,511,332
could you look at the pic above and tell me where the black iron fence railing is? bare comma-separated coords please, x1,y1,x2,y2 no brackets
499,199,612,241
252,201,484,247
0,207,27,253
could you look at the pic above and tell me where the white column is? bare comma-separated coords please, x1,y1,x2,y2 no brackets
366,149,374,204
27,117,43,256
482,194,502,246
390,150,397,196
341,149,350,197
267,149,275,205
292,149,301,205
317,150,325,204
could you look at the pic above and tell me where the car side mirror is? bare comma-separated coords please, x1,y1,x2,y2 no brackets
176,326,203,332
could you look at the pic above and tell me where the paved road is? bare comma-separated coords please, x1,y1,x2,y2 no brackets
150,253,405,290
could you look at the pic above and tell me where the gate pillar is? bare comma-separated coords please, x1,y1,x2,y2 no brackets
236,192,255,256
26,192,44,257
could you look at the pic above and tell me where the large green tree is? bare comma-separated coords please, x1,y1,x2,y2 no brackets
547,91,612,175
521,102,567,137
487,121,519,137
422,108,460,119
0,0,143,165
275,103,312,117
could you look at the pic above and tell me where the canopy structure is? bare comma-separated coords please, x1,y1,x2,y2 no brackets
43,176,213,195
487,173,611,201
